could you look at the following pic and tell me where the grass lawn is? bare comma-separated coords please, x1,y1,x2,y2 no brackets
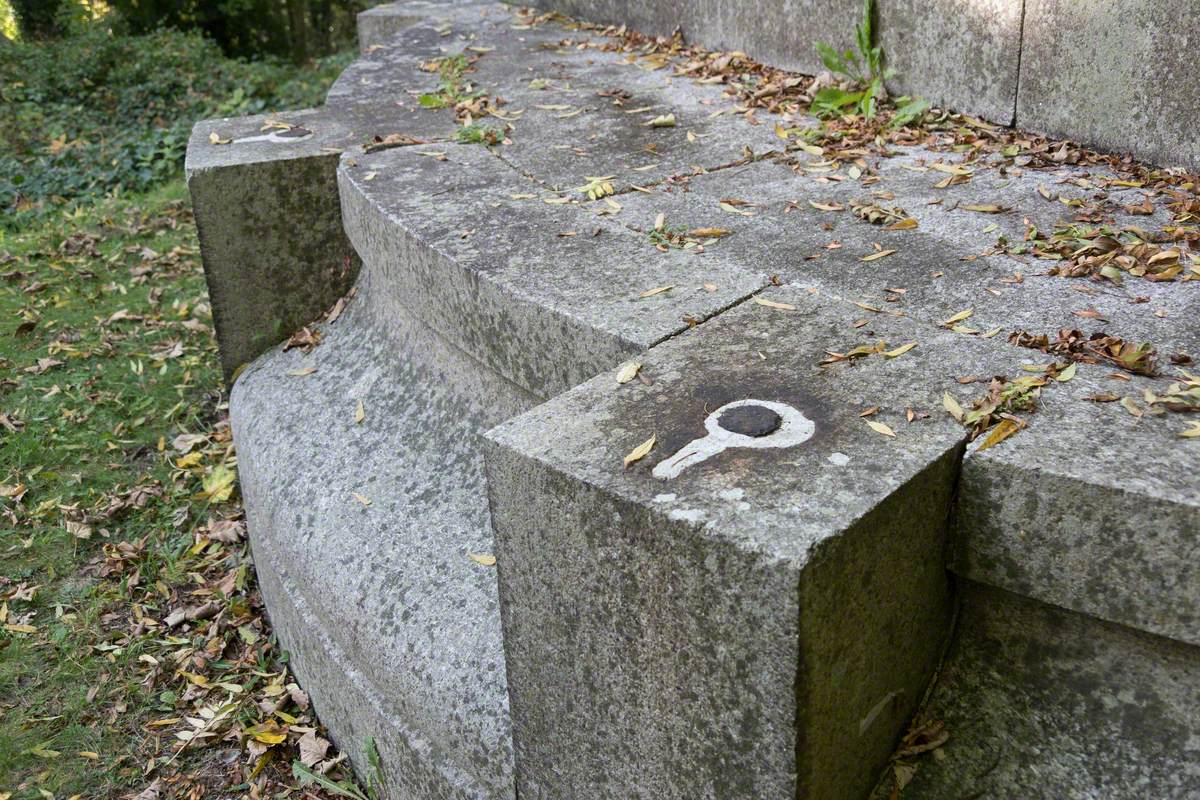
0,181,372,800
1,86,372,800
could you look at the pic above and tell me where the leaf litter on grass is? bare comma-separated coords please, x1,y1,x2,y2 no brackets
0,186,364,800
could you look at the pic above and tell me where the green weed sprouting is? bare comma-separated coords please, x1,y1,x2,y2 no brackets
811,0,929,128
454,123,504,146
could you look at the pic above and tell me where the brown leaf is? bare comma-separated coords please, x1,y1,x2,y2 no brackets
298,730,332,767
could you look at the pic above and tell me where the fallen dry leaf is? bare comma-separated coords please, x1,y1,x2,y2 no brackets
616,362,642,384
753,297,796,311
623,434,656,467
865,419,896,437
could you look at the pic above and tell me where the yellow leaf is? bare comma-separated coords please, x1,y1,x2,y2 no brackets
1056,362,1077,382
646,113,676,127
961,204,1007,214
351,492,372,507
208,131,231,145
1179,422,1200,438
354,399,365,424
181,672,209,686
639,285,673,298
287,367,316,377
623,434,656,468
689,227,731,238
932,163,972,175
1120,396,1143,417
615,362,642,384
941,308,973,326
199,465,236,503
884,342,917,358
942,392,965,422
175,452,203,469
753,297,796,311
246,723,288,745
860,249,896,262
469,553,497,566
885,218,918,230
4,624,37,634
865,419,896,437
977,418,1021,451
78,751,100,760
809,200,844,212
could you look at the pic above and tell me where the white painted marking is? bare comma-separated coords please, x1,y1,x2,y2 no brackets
232,130,314,145
652,399,815,480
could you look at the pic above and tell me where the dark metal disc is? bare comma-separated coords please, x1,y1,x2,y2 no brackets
717,405,782,437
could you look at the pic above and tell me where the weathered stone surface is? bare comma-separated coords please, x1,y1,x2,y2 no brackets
536,0,1021,124
1018,0,1200,169
537,0,1200,167
899,582,1200,799
485,286,1035,799
338,144,767,397
233,296,535,798
356,0,493,51
598,155,1200,358
878,0,1021,124
954,365,1200,646
187,109,360,380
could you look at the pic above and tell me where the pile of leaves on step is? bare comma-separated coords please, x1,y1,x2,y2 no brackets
518,6,1200,288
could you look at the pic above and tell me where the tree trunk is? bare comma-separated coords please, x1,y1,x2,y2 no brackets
285,0,309,64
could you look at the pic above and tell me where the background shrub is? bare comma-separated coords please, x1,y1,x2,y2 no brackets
0,20,353,228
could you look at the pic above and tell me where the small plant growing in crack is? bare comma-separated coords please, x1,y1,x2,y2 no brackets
418,54,481,108
454,123,504,145
812,0,929,127
648,222,693,249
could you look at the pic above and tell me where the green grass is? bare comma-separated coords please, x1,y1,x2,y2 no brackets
0,180,364,800
0,180,224,796
0,32,364,798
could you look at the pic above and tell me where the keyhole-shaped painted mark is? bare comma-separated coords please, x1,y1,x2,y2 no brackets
652,399,815,480
232,126,314,145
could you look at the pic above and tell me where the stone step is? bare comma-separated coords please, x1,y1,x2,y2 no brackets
954,367,1200,647
895,581,1200,799
484,286,1017,799
231,296,536,798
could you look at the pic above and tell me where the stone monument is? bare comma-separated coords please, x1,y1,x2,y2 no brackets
186,2,1200,797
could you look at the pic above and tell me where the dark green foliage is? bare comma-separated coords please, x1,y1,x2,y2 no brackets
108,0,367,62
0,22,352,228
10,0,67,39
